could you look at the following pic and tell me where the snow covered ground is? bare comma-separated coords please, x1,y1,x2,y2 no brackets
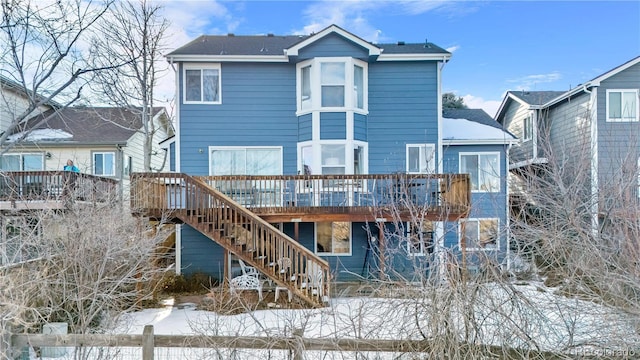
29,281,640,359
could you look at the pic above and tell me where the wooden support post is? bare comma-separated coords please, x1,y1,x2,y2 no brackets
223,251,230,287
0,320,11,360
294,221,299,242
142,325,154,360
377,220,385,279
292,327,304,360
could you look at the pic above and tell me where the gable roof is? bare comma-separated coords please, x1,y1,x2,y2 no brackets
0,74,62,108
443,108,516,144
496,56,640,122
167,24,450,63
9,107,166,145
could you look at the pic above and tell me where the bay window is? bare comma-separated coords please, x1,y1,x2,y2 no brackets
297,57,368,112
298,141,368,177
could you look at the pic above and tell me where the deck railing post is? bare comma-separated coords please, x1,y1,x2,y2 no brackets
142,325,154,360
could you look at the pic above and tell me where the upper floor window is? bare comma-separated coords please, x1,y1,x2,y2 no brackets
523,115,533,141
297,58,367,113
298,141,367,176
0,153,43,171
184,64,221,104
406,144,435,173
460,152,500,192
607,89,638,122
94,152,115,176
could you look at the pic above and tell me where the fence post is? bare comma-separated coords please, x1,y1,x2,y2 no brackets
142,325,154,360
0,320,11,360
292,328,304,360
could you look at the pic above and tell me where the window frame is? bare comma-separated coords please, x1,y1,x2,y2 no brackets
459,218,499,251
183,63,222,105
459,152,501,193
93,151,116,176
297,140,368,176
523,115,533,142
0,153,44,171
606,89,639,122
406,144,436,174
208,146,283,176
296,57,368,114
315,221,352,256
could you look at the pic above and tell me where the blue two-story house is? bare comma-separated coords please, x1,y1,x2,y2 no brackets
131,25,514,306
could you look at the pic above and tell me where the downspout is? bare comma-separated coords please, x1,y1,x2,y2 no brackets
436,58,447,267
116,144,124,204
168,57,182,275
505,142,513,271
584,84,599,237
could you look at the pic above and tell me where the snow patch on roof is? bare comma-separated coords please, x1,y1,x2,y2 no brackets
443,117,514,141
7,129,73,142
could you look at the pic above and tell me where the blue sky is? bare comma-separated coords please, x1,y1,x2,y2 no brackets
162,0,640,116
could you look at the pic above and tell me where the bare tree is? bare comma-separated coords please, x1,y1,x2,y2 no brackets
0,0,121,153
0,198,171,359
90,0,170,171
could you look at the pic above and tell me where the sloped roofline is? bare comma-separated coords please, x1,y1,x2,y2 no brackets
542,55,640,108
285,24,382,57
496,56,640,122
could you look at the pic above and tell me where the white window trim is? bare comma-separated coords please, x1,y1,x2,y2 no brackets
522,115,533,142
606,89,639,122
406,144,436,174
296,57,368,115
314,221,352,256
459,218,500,251
459,151,501,193
93,152,116,176
183,63,222,105
297,140,368,176
208,146,283,175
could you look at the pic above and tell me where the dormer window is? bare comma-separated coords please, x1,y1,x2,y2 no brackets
297,58,367,113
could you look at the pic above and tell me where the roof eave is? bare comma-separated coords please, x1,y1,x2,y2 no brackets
166,54,289,63
443,138,518,145
376,53,451,62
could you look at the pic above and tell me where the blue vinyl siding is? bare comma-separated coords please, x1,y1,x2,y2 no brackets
367,62,439,173
180,226,226,280
320,112,347,139
354,114,367,141
298,114,312,141
297,33,369,60
179,62,299,175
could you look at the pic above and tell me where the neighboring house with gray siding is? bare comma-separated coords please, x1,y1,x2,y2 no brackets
496,56,640,218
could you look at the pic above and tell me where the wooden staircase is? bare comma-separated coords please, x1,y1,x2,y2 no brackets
133,173,330,308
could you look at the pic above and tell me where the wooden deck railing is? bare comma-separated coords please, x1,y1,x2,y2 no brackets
131,173,331,307
197,173,470,215
0,171,118,203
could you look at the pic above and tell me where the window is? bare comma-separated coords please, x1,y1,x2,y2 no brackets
316,221,351,255
93,152,115,176
406,144,435,173
0,154,43,171
321,144,346,175
297,58,367,112
123,155,133,176
1,217,40,265
460,153,500,192
406,221,434,256
210,147,282,175
460,218,499,250
607,89,638,122
184,64,221,104
523,115,533,141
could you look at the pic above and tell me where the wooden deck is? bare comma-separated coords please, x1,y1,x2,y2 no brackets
132,173,471,223
0,171,118,210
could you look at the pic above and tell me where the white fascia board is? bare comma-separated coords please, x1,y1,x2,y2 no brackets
286,25,381,57
376,53,451,62
166,54,289,63
443,139,519,146
590,56,640,85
